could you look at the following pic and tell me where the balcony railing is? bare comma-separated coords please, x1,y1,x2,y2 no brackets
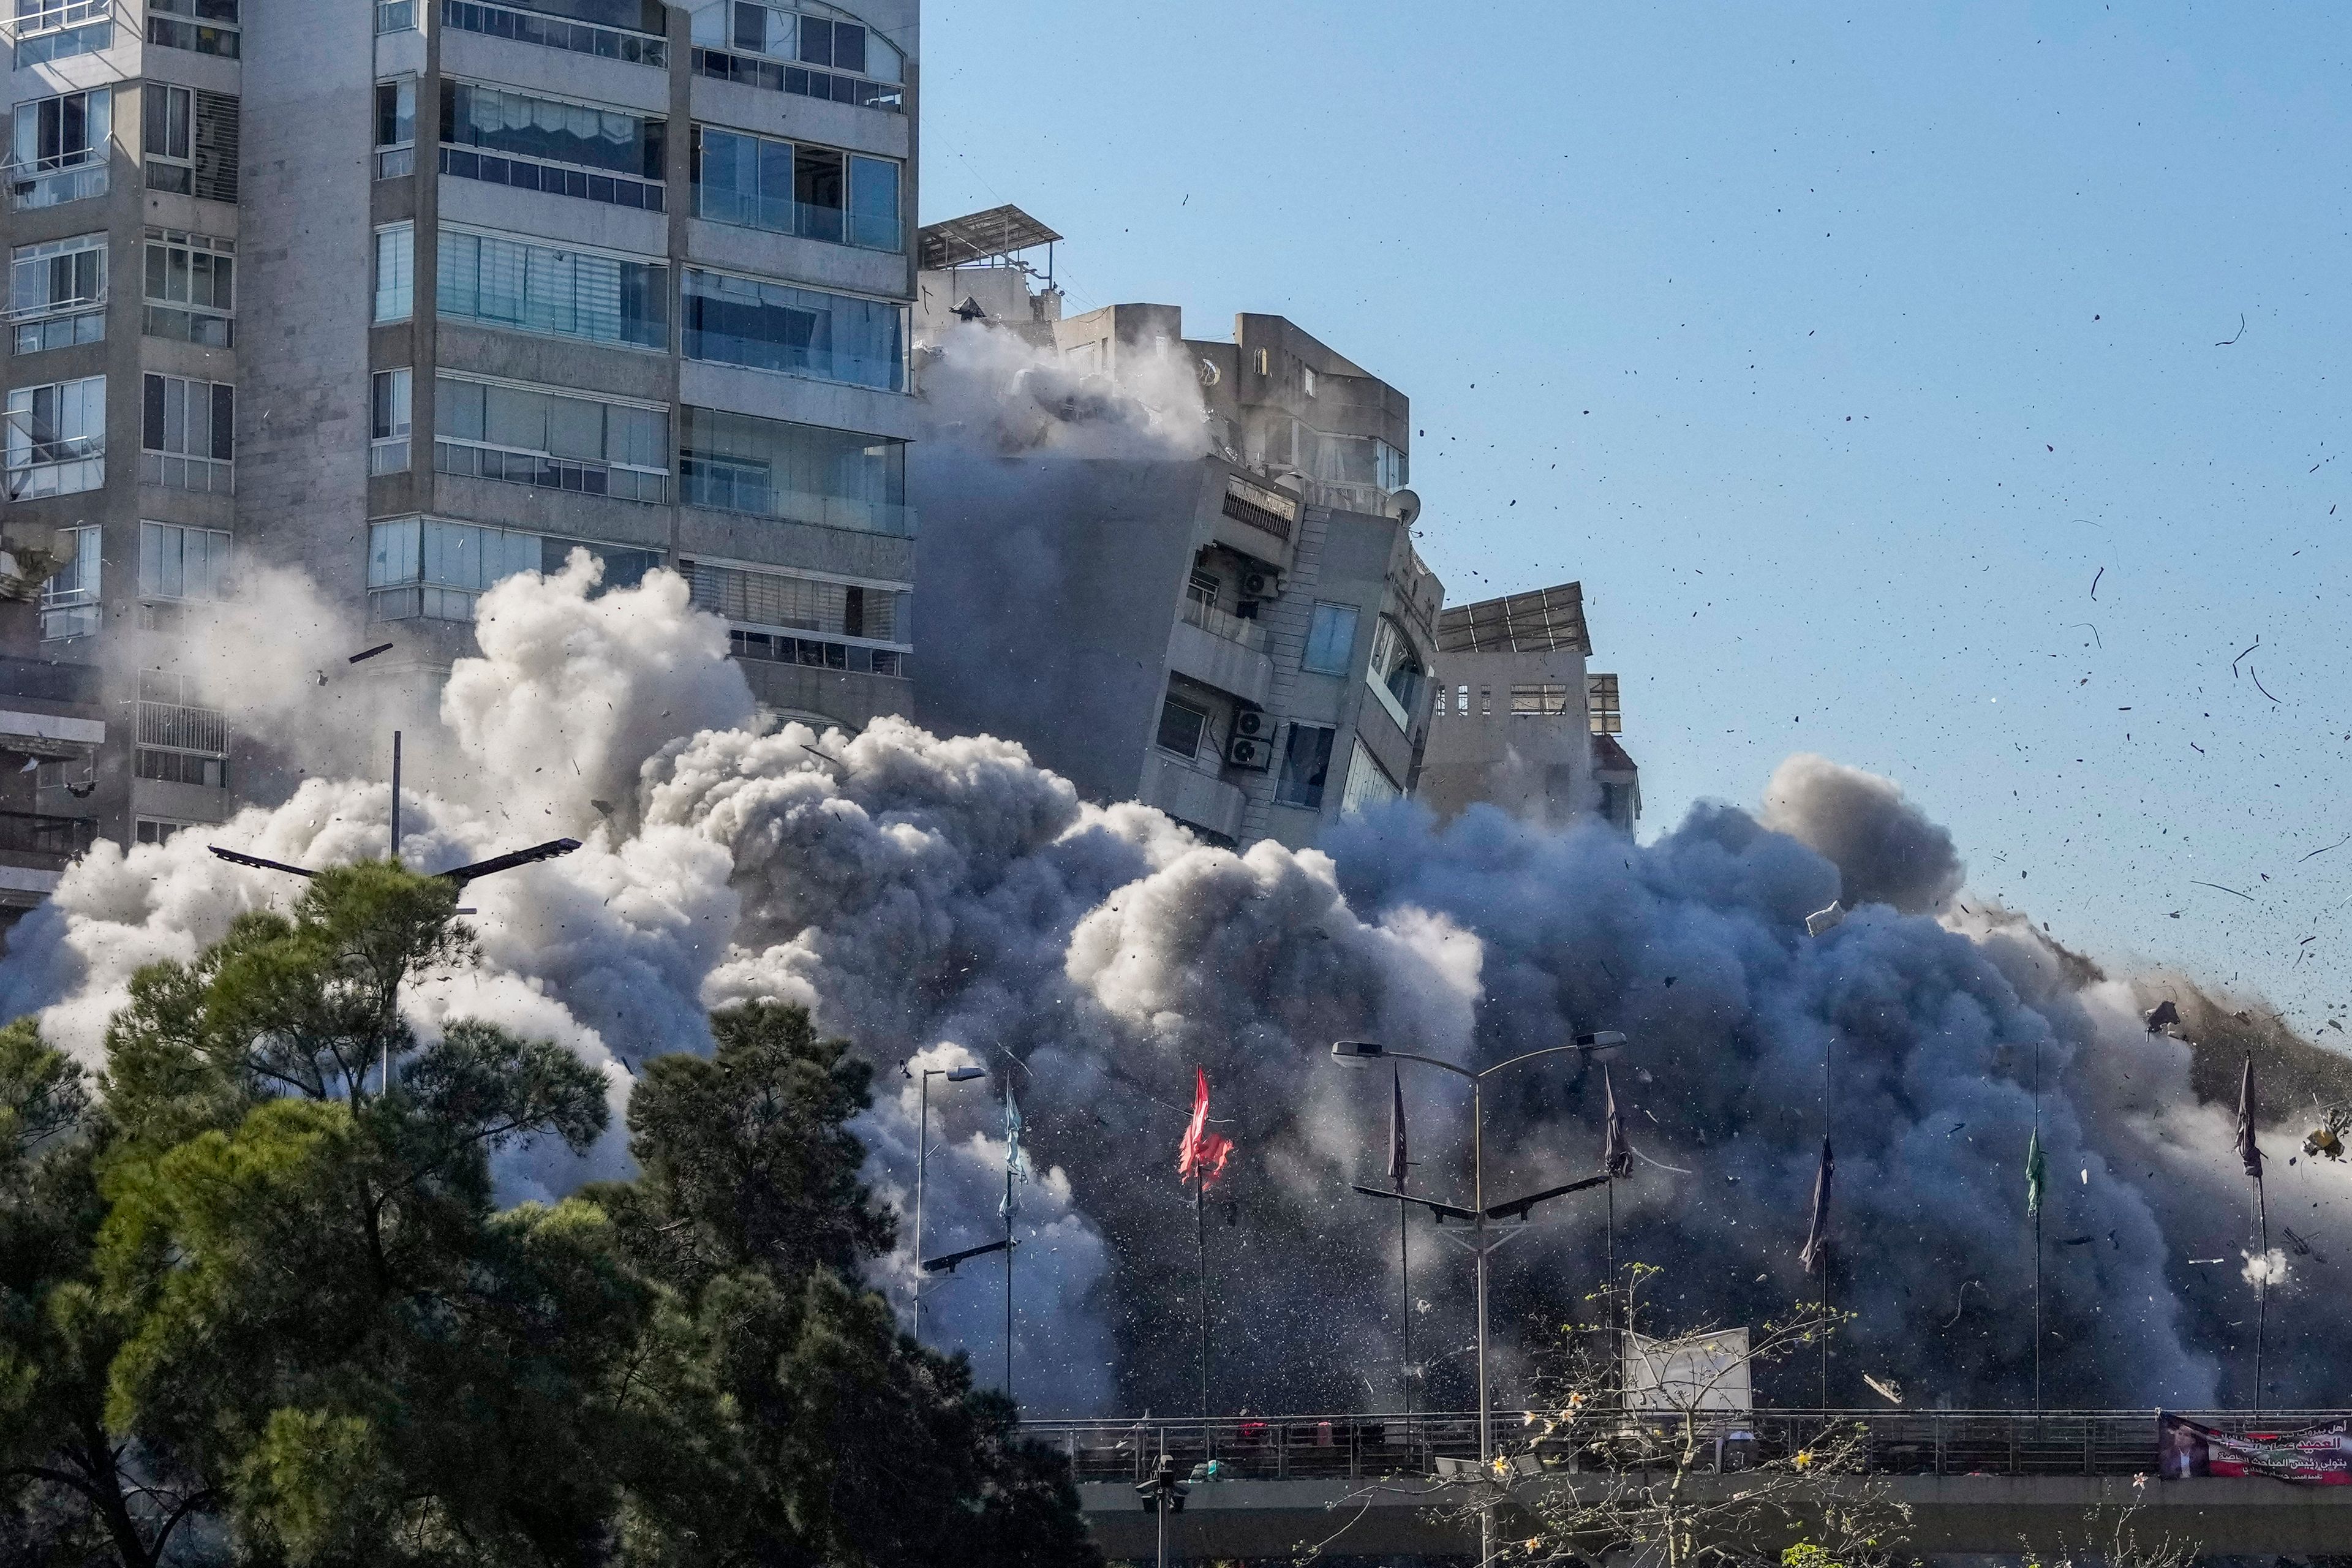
0,809,96,861
441,0,665,67
137,699,227,755
694,190,901,253
5,149,108,212
15,0,110,31
1029,1409,2345,1486
1180,593,1266,651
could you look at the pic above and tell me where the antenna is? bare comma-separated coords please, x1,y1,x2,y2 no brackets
390,731,402,864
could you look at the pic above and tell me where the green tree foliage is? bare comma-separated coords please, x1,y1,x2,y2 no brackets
600,1002,1101,1568
0,869,1099,1568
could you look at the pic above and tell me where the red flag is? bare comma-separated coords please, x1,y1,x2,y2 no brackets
1178,1066,1234,1189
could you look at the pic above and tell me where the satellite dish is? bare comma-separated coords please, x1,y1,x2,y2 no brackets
1392,488,1422,527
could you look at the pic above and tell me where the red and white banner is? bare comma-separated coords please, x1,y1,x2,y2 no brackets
2158,1412,2352,1484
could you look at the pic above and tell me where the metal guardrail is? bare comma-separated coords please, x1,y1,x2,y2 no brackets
1025,1410,2352,1486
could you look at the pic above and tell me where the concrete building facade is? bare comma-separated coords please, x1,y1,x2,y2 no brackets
0,0,921,903
910,222,1441,849
1415,580,1641,832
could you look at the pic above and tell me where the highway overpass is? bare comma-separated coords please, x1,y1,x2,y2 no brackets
1027,1409,2352,1561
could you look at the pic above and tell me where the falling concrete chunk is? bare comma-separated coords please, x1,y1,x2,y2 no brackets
2144,999,2180,1035
1806,901,1846,937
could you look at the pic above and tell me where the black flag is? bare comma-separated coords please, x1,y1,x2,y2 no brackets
1602,1065,1633,1178
1800,1136,1834,1275
1387,1068,1409,1187
2236,1055,2263,1180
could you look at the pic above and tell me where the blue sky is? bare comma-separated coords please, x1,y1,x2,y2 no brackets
918,1,2351,1028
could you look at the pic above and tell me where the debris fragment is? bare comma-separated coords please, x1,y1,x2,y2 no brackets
1805,901,1846,937
1863,1373,1904,1406
2215,313,2246,346
2144,1000,2180,1035
349,642,396,664
590,799,615,817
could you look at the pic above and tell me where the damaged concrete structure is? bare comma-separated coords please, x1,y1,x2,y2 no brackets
1415,580,1641,831
910,208,1441,848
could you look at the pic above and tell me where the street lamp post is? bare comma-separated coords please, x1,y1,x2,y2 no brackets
909,1062,987,1344
1333,1031,1628,1568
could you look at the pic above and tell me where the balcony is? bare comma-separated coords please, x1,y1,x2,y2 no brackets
137,699,227,755
440,0,666,67
1169,598,1274,708
1139,752,1245,843
6,150,108,213
0,809,96,862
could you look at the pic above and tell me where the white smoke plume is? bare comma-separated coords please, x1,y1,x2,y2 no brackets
4,559,2346,1415
914,318,1212,460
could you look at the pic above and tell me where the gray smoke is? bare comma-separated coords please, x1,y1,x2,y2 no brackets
1760,753,1966,914
5,341,2346,1416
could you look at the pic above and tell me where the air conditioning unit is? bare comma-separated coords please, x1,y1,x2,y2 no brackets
1239,567,1284,600
1225,734,1272,771
1231,707,1274,741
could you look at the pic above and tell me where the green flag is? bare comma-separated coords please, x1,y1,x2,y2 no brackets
2026,1127,2047,1216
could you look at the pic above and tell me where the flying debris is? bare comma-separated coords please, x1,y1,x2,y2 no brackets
347,642,396,664
1806,900,1847,937
2144,1000,2180,1035
2305,1103,2350,1161
1863,1373,1904,1406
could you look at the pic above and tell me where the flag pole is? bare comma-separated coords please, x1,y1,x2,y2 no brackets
1399,1197,1412,1421
1821,1039,1831,1412
1005,1163,1014,1400
2253,1171,2268,1419
1607,1175,1619,1406
2034,1037,2043,1413
1197,1163,1209,1424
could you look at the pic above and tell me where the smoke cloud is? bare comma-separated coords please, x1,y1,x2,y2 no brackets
7,345,2348,1413
1760,753,1966,914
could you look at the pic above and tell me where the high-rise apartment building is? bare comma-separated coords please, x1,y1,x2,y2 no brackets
0,0,919,908
910,216,1442,850
1415,580,1642,832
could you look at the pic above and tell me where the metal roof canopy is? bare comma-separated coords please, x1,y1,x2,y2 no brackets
1435,581,1590,655
918,205,1062,271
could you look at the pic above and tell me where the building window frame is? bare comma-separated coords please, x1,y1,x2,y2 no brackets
142,227,235,347
1300,601,1359,676
8,232,106,355
39,522,100,639
374,77,417,179
437,78,667,212
371,368,412,475
5,373,104,499
1274,723,1335,809
431,371,669,502
435,225,669,351
690,124,902,252
679,266,905,391
373,222,414,323
140,372,234,494
138,519,233,602
146,0,240,58
13,0,112,67
9,86,111,209
1155,693,1210,761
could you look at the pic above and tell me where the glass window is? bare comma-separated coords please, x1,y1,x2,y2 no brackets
433,373,669,502
139,520,233,601
10,88,111,208
848,154,899,251
6,375,104,499
142,83,192,192
1156,696,1208,760
1302,602,1359,675
9,233,106,354
147,0,241,57
439,80,666,181
680,268,904,390
375,78,416,148
40,523,99,639
374,223,414,322
371,368,412,475
14,1,113,67
1339,739,1401,816
436,228,668,350
677,405,907,534
1366,616,1425,713
143,227,235,347
1275,723,1334,809
141,373,234,492
687,562,900,643
367,517,658,622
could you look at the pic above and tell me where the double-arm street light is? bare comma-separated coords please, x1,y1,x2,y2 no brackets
1332,1031,1630,1567
907,1061,988,1344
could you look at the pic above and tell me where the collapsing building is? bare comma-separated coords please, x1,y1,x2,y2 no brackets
1415,580,1641,831
909,208,1442,849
